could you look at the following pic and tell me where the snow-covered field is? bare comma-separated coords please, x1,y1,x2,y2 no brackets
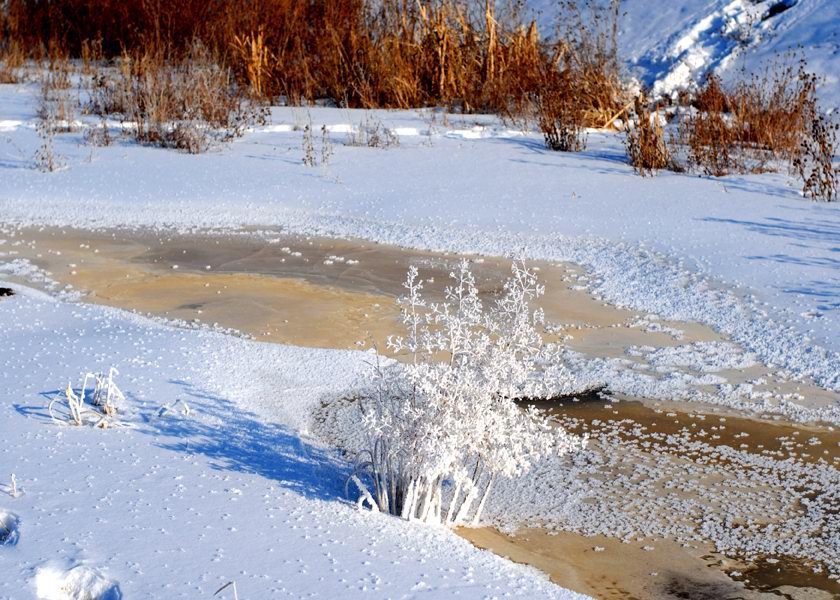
0,284,586,599
2,81,838,400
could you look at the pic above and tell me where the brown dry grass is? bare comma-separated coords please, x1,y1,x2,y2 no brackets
0,40,25,83
536,71,588,152
532,0,626,151
673,64,825,179
85,42,266,153
38,46,77,133
2,0,626,122
730,63,816,163
656,62,837,199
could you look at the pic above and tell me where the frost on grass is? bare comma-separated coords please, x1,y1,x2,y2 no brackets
0,510,20,546
34,564,121,600
343,260,586,525
48,368,125,427
3,473,22,498
156,398,191,418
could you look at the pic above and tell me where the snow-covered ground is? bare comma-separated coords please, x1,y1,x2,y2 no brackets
0,284,586,599
2,82,838,402
527,0,840,106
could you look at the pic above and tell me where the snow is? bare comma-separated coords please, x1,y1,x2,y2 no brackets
0,284,585,599
1,86,838,403
34,565,121,600
625,341,758,373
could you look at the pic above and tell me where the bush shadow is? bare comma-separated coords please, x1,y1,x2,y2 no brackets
137,380,351,503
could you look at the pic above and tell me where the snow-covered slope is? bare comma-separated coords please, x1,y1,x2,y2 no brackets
527,0,840,106
0,284,585,599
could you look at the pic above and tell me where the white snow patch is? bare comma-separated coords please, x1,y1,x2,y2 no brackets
0,119,24,132
626,341,758,373
34,565,121,600
0,258,80,301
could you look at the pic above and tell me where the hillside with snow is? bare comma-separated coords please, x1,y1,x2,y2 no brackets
528,0,840,105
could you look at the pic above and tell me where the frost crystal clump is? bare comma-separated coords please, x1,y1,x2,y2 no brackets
351,260,586,525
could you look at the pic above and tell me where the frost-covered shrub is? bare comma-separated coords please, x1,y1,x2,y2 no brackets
49,382,86,426
88,368,124,417
349,260,586,526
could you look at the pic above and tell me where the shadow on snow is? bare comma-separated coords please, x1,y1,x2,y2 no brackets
139,380,353,503
20,381,352,504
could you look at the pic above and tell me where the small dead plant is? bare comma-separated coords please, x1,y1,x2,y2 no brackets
88,367,124,418
302,122,316,166
320,124,334,165
49,381,87,426
48,368,125,427
80,38,103,75
625,94,671,176
214,580,239,600
683,107,742,176
794,109,838,201
345,115,399,149
42,46,73,93
537,86,587,152
34,112,64,172
6,474,21,498
83,116,113,147
38,50,79,134
156,398,191,418
302,118,338,167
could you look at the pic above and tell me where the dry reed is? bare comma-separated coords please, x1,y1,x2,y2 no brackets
2,0,627,121
625,93,670,176
670,63,829,184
